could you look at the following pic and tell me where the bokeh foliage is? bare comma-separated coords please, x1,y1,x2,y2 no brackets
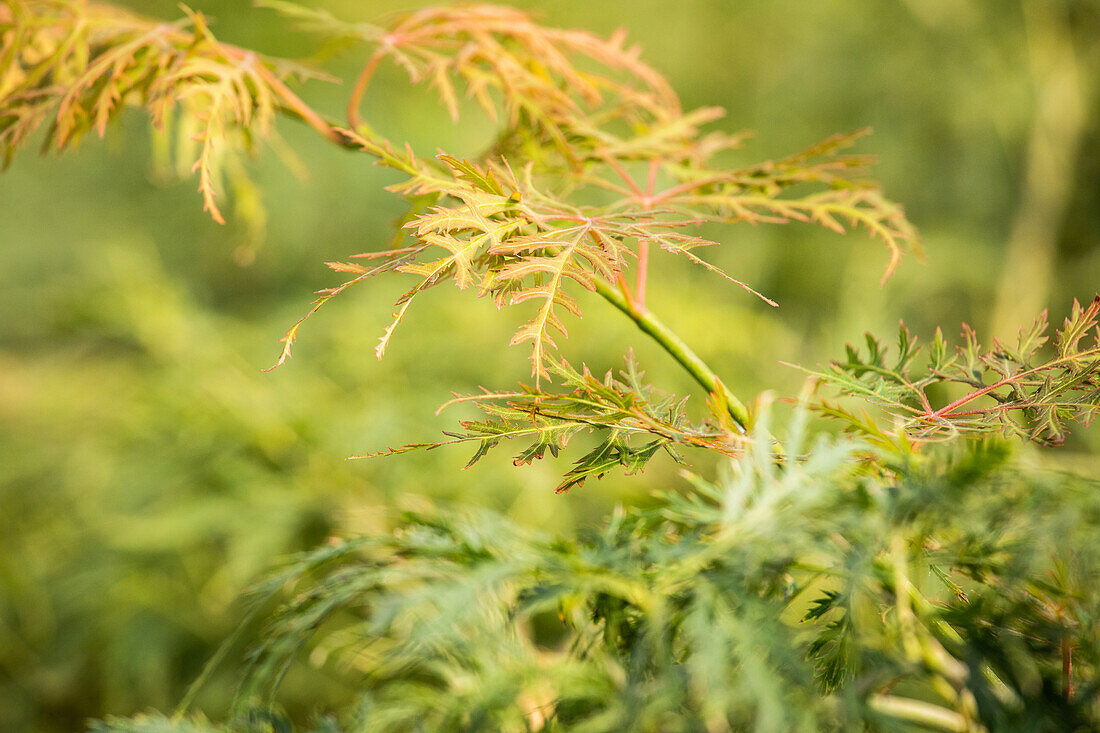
95,425,1100,731
2,1,1099,731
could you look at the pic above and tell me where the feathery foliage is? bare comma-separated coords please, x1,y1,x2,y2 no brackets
0,0,343,223
805,294,1100,446
363,353,740,493
98,423,1100,732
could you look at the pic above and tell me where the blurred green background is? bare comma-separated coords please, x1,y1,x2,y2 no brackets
2,1,1098,730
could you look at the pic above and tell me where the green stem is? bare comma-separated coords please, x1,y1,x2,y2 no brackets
592,278,749,431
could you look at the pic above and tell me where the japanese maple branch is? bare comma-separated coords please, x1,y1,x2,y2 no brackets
592,277,749,432
927,347,1100,420
152,22,359,150
229,44,748,435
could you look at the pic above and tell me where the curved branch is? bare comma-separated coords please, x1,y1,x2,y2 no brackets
347,51,385,131
592,278,749,432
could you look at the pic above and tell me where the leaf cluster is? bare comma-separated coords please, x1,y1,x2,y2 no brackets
1,0,335,222
366,353,739,493
297,126,916,382
230,2,919,382
807,295,1100,445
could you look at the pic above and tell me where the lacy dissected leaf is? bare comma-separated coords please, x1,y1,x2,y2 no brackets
265,245,425,370
634,128,919,283
0,0,333,222
360,354,739,493
537,126,918,291
293,132,914,392
301,149,651,378
346,150,786,377
317,4,679,154
804,295,1100,446
260,148,566,370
